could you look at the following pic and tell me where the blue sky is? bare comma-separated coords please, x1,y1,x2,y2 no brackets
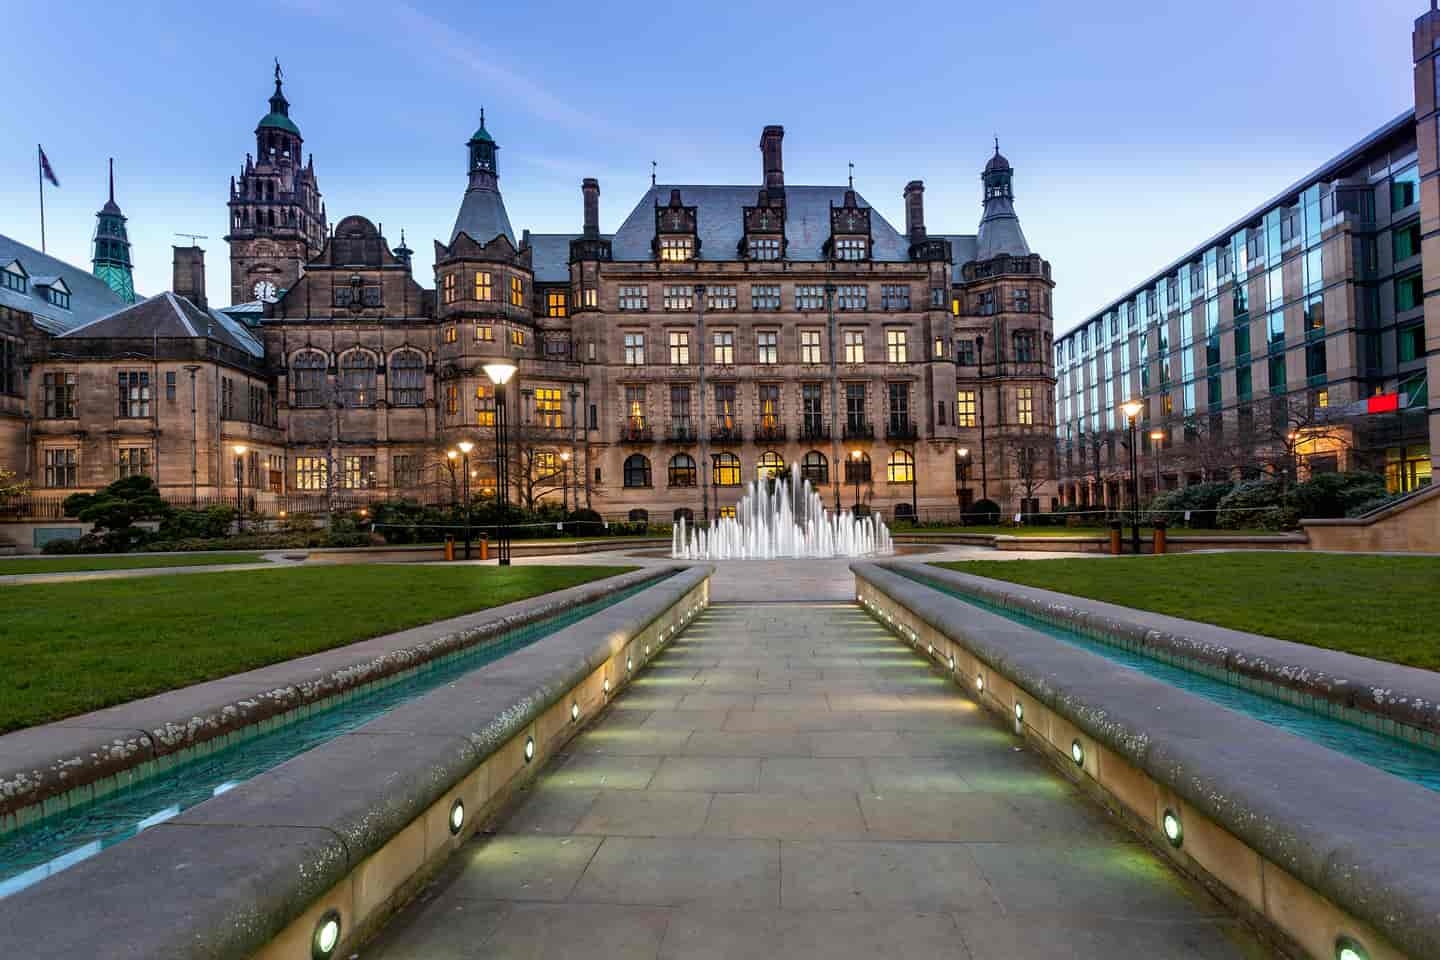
0,0,1422,333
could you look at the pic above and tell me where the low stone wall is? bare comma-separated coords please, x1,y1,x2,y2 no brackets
0,566,676,830
1303,484,1440,553
893,531,1309,553
852,561,1438,960
0,564,711,959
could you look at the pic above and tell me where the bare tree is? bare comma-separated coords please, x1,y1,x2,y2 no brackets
1009,433,1052,515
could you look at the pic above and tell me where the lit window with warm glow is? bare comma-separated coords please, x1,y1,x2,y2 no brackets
442,273,458,304
536,387,562,427
844,330,864,364
956,390,976,427
546,290,568,317
887,449,915,483
801,330,822,364
474,271,492,301
509,276,524,307
476,325,494,342
660,237,693,261
476,384,495,426
669,331,690,365
1017,386,1035,425
886,329,908,364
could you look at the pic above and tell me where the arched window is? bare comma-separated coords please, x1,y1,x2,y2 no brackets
887,449,915,483
712,452,741,487
629,508,650,523
757,451,786,481
844,451,871,484
339,350,377,407
291,351,327,408
623,454,652,488
389,349,424,407
668,453,696,487
673,507,694,524
801,451,829,485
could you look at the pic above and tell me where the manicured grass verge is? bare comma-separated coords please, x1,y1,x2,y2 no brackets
0,553,266,576
936,554,1440,670
0,564,635,732
898,525,1288,538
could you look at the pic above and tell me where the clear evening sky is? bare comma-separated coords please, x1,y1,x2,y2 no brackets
0,0,1420,333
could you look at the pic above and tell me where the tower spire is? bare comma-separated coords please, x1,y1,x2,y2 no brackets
93,159,135,303
108,157,114,204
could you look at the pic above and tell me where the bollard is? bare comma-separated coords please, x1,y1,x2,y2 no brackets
1153,520,1167,556
444,536,455,562
480,536,489,561
1108,520,1122,556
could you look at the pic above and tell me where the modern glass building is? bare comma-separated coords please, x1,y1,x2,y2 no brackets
1053,109,1432,506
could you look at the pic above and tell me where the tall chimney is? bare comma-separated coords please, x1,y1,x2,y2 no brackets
904,180,926,244
582,178,600,238
172,245,207,309
760,125,785,203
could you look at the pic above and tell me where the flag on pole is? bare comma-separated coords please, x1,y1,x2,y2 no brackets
38,147,59,188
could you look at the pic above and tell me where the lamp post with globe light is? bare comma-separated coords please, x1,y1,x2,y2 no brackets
1121,400,1144,555
457,440,474,559
483,362,518,565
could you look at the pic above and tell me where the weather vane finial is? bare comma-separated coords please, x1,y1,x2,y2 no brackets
480,106,486,127
848,161,854,189
651,160,657,187
274,58,283,85
994,135,999,154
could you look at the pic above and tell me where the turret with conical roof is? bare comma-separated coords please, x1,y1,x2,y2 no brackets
451,108,515,245
975,140,1031,261
92,158,136,303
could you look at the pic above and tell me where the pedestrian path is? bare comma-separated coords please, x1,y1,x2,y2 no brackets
362,601,1266,958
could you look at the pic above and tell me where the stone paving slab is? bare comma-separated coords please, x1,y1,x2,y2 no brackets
362,601,1265,959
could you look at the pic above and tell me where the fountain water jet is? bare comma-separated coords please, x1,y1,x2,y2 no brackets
671,463,894,560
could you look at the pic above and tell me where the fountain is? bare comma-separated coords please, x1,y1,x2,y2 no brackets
672,463,894,560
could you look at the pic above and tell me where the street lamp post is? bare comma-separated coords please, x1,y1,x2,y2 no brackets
484,362,518,566
445,449,459,509
956,447,971,524
1148,429,1165,503
560,450,572,521
232,444,247,534
1121,400,1144,555
457,440,474,560
975,334,989,501
849,449,863,512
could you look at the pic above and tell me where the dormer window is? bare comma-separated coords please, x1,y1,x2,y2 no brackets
835,238,867,261
39,278,71,309
1,262,26,294
660,237,693,262
750,238,781,261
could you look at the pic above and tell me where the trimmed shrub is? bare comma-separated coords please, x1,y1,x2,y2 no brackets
1216,479,1295,530
1147,481,1234,527
1285,471,1388,520
967,499,1001,525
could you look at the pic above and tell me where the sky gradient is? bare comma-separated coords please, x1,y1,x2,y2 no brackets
0,0,1423,333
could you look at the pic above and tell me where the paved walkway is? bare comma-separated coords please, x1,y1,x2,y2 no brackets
363,601,1265,959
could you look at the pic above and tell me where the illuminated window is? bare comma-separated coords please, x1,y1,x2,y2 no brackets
510,329,525,347
476,384,495,426
887,449,914,483
750,237,781,260
618,286,648,310
712,452,741,486
759,383,779,428
445,384,459,416
669,331,690,365
547,290,568,317
713,331,734,365
624,332,646,365
757,451,786,480
718,505,737,519
476,325,494,342
886,330,908,364
836,238,867,261
844,330,864,364
582,287,597,308
475,272,492,301
339,455,377,489
801,330,822,364
117,447,151,479
663,285,694,310
714,384,736,428
535,387,562,427
295,456,328,491
625,385,646,426
933,336,945,359
1017,386,1034,425
442,273,458,304
534,451,561,483
659,237,693,261
757,331,778,364
956,390,976,427
444,326,458,344
668,453,697,487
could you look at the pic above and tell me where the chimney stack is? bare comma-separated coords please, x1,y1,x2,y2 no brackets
582,178,600,237
172,245,207,309
904,180,926,244
760,125,785,203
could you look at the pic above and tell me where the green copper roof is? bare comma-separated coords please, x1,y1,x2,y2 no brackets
258,111,300,135
468,123,493,143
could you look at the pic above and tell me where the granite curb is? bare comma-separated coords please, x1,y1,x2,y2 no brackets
854,561,1440,959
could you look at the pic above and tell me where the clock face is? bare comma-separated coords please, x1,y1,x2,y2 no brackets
253,280,278,303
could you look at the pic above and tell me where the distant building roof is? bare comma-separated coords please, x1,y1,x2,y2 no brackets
936,235,979,283
524,232,614,283
610,185,912,263
60,292,264,358
0,233,129,334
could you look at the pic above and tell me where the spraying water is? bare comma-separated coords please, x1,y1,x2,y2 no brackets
672,463,894,560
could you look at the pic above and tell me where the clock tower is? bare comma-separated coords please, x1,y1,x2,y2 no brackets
225,61,327,306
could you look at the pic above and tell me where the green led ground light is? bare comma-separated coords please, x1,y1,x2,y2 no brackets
311,909,342,959
1334,936,1369,960
1162,809,1183,848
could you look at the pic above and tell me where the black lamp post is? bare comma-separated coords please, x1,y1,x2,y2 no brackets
485,362,518,565
849,450,863,511
956,447,971,523
457,440,474,559
1122,400,1143,555
233,444,247,534
560,450,571,519
1149,429,1164,502
976,334,989,501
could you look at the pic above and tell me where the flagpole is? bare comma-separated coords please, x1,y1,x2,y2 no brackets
37,144,46,253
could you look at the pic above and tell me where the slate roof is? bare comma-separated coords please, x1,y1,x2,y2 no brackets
974,195,1031,261
60,292,264,358
610,185,912,263
450,186,515,247
0,233,128,334
937,234,980,283
524,232,614,283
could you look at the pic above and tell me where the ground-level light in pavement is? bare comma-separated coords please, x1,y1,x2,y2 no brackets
571,702,580,723
524,737,535,762
312,909,342,959
1335,937,1369,960
1071,740,1085,766
1162,809,1183,848
448,799,465,835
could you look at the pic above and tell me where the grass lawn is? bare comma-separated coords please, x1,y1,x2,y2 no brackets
0,553,267,576
936,553,1440,669
0,564,634,732
898,525,1289,538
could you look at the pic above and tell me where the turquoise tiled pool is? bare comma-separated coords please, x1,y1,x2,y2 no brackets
0,574,669,898
893,569,1440,793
